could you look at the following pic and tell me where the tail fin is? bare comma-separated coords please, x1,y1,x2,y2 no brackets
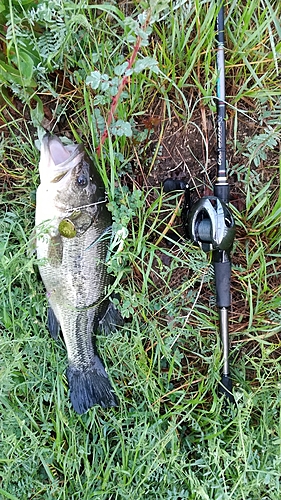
66,357,118,414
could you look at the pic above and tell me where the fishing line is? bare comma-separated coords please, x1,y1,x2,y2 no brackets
63,198,108,213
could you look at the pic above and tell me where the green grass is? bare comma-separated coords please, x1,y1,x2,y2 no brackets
1,0,281,498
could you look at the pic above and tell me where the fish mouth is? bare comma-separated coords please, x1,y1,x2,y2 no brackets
40,134,85,183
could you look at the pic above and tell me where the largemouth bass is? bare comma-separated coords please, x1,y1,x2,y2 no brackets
35,134,121,414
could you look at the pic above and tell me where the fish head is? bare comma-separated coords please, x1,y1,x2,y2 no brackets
39,134,106,211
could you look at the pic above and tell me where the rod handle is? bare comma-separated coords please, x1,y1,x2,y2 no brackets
214,259,231,308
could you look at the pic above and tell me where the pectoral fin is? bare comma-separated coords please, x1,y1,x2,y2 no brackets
47,234,63,266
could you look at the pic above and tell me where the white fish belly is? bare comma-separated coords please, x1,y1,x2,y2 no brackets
37,223,110,367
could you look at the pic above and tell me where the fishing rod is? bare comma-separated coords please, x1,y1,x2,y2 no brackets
183,1,235,402
213,2,236,401
164,1,235,402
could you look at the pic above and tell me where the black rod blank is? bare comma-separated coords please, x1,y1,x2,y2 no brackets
216,3,227,184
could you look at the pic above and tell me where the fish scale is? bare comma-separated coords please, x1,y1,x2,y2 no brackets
35,134,121,414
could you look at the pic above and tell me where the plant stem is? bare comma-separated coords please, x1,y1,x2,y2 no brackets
96,12,151,156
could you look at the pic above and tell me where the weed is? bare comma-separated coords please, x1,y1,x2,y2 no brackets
1,0,281,499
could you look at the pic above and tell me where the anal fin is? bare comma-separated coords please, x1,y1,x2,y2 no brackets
47,306,60,340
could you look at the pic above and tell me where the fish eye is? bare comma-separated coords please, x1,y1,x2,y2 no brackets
76,174,88,187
